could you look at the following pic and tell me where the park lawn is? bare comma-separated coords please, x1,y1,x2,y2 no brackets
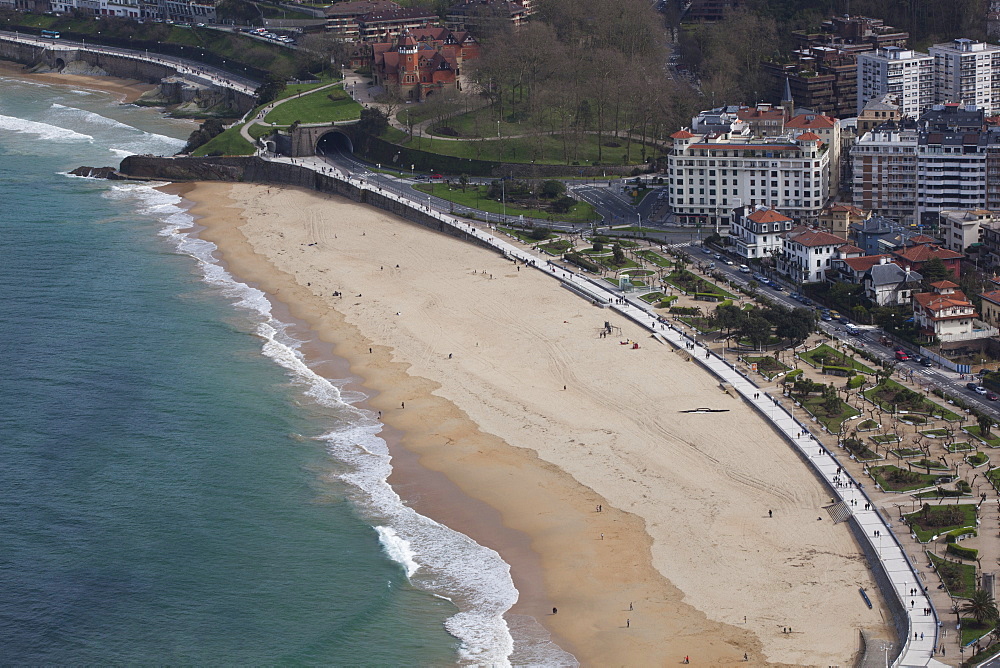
968,452,989,467
635,250,672,268
947,442,975,452
870,434,902,444
899,414,929,425
928,552,977,599
597,256,639,270
798,343,874,374
247,123,273,140
857,419,880,432
496,225,553,244
961,619,995,646
191,126,254,156
869,465,939,493
264,86,362,125
537,239,574,254
964,425,1000,447
639,291,666,304
413,183,598,223
888,447,923,458
864,379,962,421
905,504,977,542
799,395,859,432
842,438,881,461
920,428,950,438
384,127,650,166
664,270,736,299
679,316,718,334
744,355,790,380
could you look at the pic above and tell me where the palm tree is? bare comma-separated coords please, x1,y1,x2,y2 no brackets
961,588,1000,626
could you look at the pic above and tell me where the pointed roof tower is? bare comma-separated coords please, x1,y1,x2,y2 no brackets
781,77,794,120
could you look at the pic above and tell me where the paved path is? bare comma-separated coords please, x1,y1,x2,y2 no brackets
239,81,344,145
269,153,947,666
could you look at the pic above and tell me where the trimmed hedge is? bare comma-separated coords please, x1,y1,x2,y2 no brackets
822,365,855,377
947,543,979,561
670,306,701,315
945,528,978,542
564,252,600,273
785,369,804,380
847,375,866,389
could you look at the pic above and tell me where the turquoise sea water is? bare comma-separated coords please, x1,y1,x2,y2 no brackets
0,78,521,664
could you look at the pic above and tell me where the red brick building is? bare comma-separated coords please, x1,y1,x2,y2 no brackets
372,27,480,100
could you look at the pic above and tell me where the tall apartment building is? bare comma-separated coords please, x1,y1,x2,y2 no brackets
852,104,1000,225
857,46,934,117
929,38,1000,114
667,117,831,230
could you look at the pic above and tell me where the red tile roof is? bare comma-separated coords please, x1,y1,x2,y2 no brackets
747,208,791,223
838,243,865,254
786,227,843,247
671,130,695,139
913,291,974,315
981,289,1000,305
842,255,890,272
930,280,959,290
786,114,837,129
826,203,865,215
893,244,963,263
796,132,822,143
907,234,938,245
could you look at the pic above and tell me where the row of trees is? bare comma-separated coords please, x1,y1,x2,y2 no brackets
713,302,814,348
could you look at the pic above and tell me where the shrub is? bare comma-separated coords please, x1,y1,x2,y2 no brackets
564,252,600,273
946,529,978,542
847,375,866,389
947,543,979,560
670,306,701,315
785,369,803,380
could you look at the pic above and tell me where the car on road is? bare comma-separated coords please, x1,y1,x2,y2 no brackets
723,259,734,266
820,312,833,321
431,173,443,179
714,253,723,260
702,247,712,254
845,323,861,335
989,392,999,401
976,386,989,396
739,264,750,273
921,357,933,367
967,382,980,391
771,283,783,291
895,350,910,361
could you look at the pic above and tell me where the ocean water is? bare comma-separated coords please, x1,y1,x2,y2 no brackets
0,77,545,665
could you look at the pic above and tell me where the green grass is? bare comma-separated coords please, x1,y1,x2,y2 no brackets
635,250,673,268
961,619,995,646
870,434,902,444
857,419,880,432
869,465,939,492
920,428,950,438
537,239,574,254
679,316,719,334
888,448,923,458
264,86,362,125
906,504,977,542
864,379,962,421
946,442,974,452
496,226,553,244
664,270,736,299
797,344,874,374
383,127,650,166
965,425,1000,447
639,291,666,304
798,395,860,432
191,125,254,156
968,452,989,467
744,356,791,380
413,184,598,223
928,552,977,598
597,256,639,270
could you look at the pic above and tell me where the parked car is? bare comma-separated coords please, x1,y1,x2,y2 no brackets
739,264,751,273
772,284,783,291
895,350,909,361
821,313,833,322
967,382,980,391
723,259,734,266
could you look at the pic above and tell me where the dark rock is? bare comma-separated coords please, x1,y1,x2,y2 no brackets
69,166,126,180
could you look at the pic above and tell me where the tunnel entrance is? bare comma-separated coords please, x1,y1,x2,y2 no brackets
54,57,65,71
315,130,354,156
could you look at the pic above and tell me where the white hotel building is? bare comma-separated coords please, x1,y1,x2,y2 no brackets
667,121,831,231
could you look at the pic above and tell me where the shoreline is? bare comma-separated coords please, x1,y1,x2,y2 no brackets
0,59,156,104
172,180,894,666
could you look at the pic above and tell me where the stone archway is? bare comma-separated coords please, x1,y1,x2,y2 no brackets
315,129,354,157
53,57,65,71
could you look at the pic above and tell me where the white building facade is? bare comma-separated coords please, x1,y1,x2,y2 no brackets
929,38,1000,114
857,46,934,117
729,206,794,261
778,227,845,284
667,128,831,231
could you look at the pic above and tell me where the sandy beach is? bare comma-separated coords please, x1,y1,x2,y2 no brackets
0,59,155,103
171,180,896,666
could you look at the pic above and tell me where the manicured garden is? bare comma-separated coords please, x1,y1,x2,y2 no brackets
264,85,362,125
679,316,718,334
965,425,1000,447
635,250,673,268
744,356,791,380
857,419,880,432
414,184,599,223
905,504,977,542
797,344,874,374
799,395,860,432
869,465,939,492
946,442,975,452
888,448,922,459
663,270,735,299
841,437,880,461
928,552,977,598
864,380,961,421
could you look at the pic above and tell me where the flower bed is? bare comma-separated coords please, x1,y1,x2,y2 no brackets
798,344,874,374
870,465,939,492
905,504,977,542
946,442,974,453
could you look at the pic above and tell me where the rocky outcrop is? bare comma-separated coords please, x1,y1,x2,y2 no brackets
69,166,128,180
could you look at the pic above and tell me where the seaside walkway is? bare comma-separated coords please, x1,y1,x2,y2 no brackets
251,153,948,666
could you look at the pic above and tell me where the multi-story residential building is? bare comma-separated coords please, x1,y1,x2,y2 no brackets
49,0,146,18
857,47,934,117
929,38,1000,114
667,118,832,229
785,112,841,192
325,1,400,39
913,280,995,342
861,257,922,306
979,288,1000,327
938,208,999,252
778,226,845,283
851,123,918,223
446,0,530,32
324,1,438,40
856,94,903,134
680,0,741,23
729,205,794,260
891,242,964,277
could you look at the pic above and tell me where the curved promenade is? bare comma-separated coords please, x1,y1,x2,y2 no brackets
268,152,947,666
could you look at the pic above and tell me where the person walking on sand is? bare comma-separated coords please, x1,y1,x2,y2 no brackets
768,509,772,518
626,619,630,628
552,607,557,615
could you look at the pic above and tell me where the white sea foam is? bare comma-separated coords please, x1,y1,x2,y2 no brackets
376,526,419,577
49,104,182,155
0,113,93,142
110,148,136,159
105,181,528,667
